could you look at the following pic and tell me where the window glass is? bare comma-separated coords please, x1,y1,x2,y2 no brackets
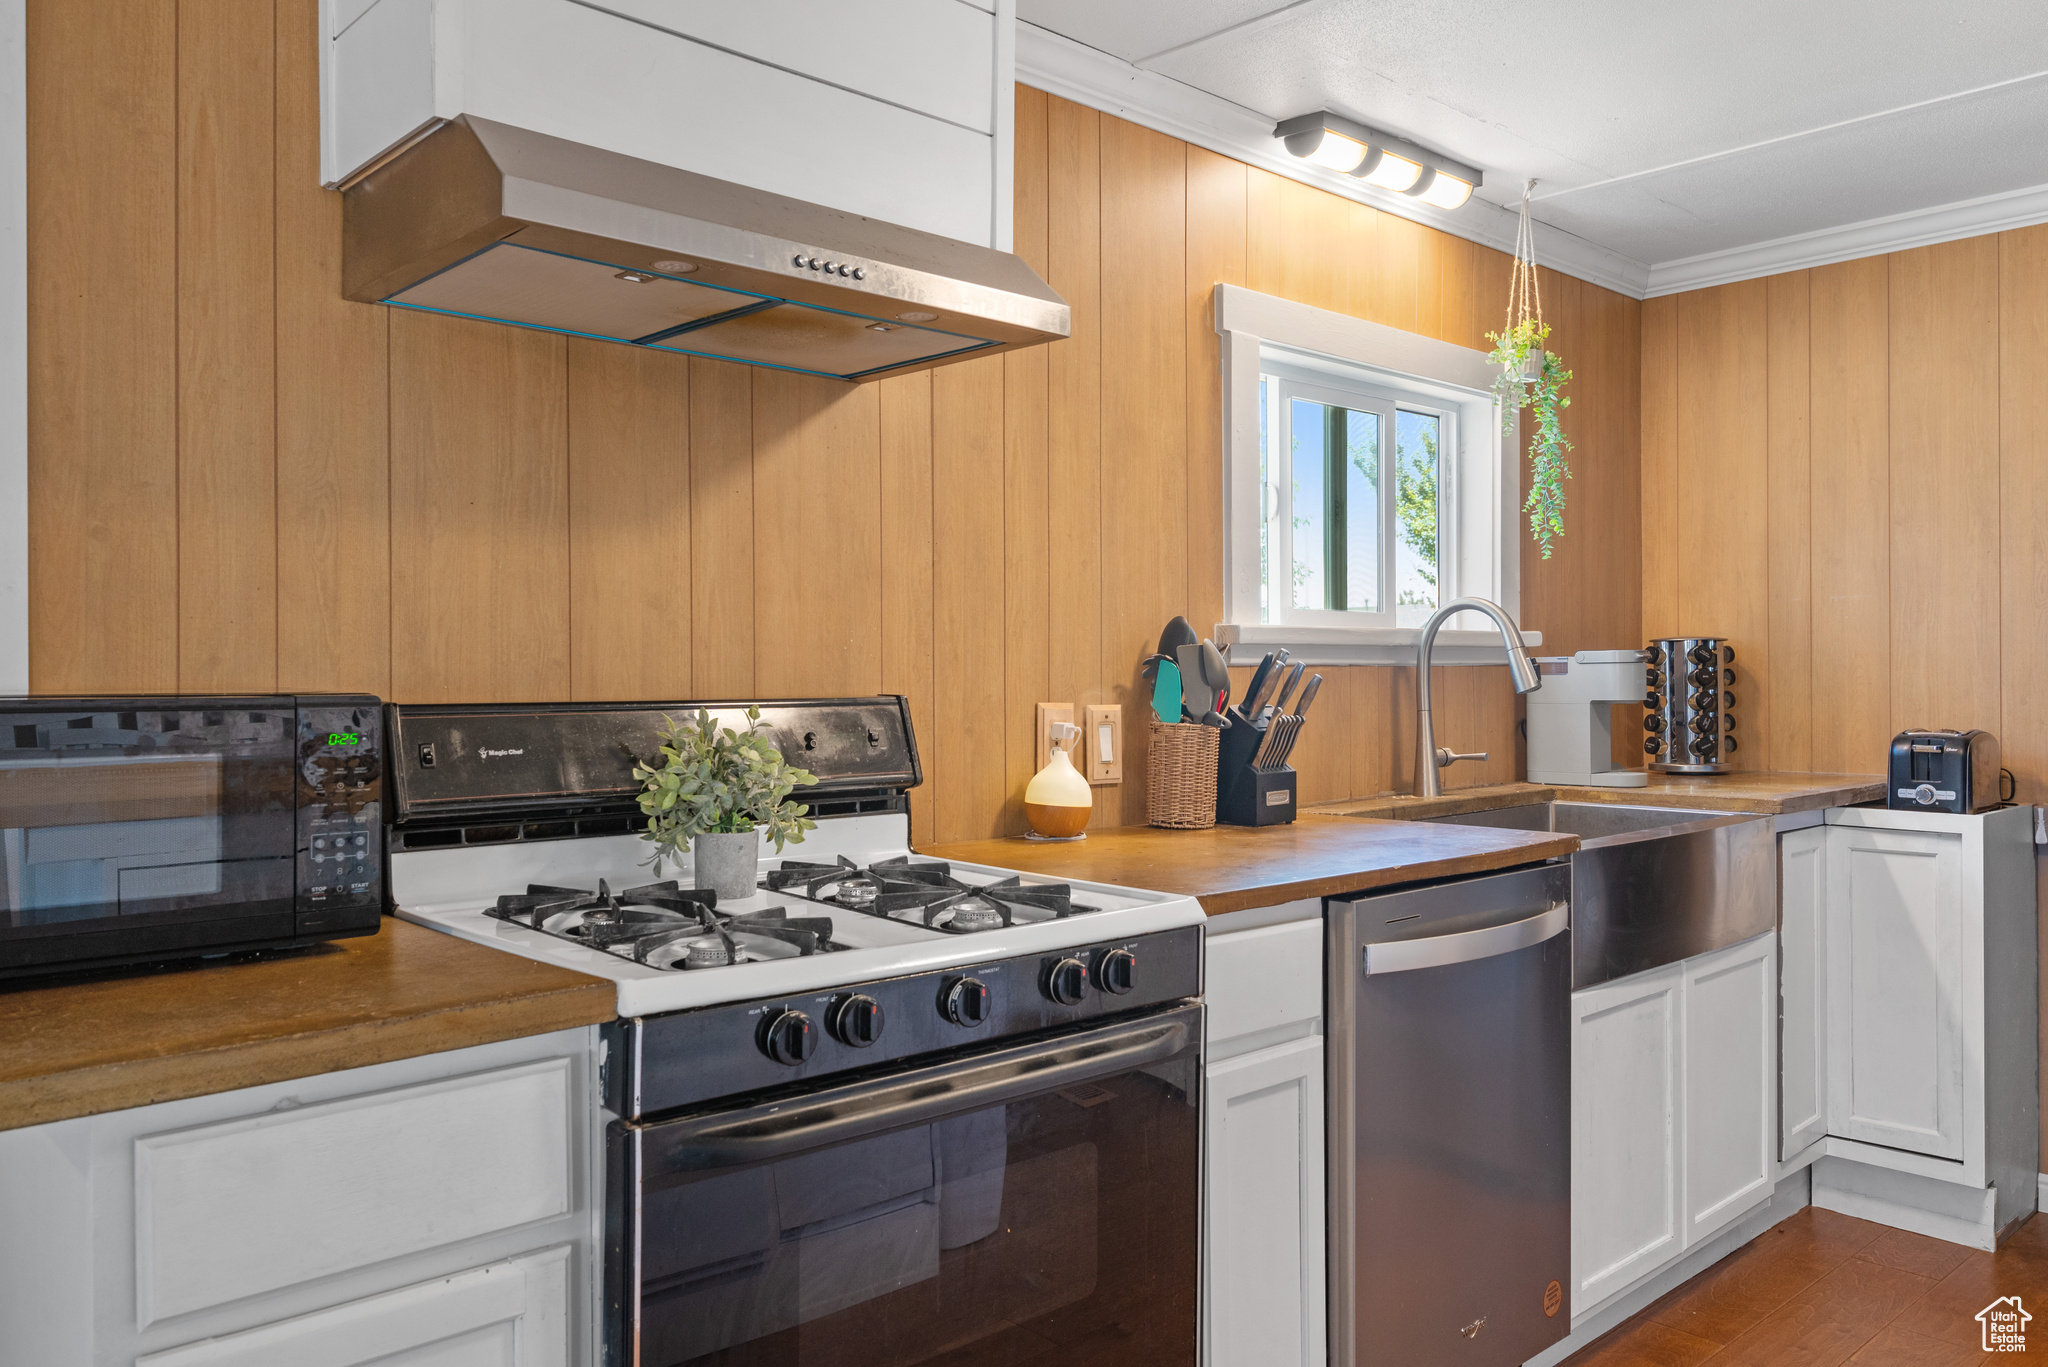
1394,409,1442,626
1287,398,1382,614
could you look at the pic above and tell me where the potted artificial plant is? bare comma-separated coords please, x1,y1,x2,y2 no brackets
1486,179,1574,560
633,707,818,900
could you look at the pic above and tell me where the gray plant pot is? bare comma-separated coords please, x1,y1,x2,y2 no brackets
692,829,761,902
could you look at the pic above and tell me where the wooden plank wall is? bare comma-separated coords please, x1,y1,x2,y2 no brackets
1643,229,2048,790
24,1,1643,842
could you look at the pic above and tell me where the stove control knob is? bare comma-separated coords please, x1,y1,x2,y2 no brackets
942,977,991,1027
1096,948,1137,996
1045,957,1088,1007
762,1009,818,1066
832,994,885,1048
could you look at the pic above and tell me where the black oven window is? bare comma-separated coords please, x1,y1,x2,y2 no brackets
0,707,295,930
635,1056,1199,1367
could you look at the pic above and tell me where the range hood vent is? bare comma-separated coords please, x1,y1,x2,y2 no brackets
343,117,1069,383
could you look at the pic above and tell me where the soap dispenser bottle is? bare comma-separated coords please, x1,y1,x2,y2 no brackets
1025,722,1092,838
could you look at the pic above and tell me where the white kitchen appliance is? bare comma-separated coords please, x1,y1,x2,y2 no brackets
1524,650,1649,788
386,696,1207,1366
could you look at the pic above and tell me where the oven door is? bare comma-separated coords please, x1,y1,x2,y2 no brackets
609,1002,1202,1367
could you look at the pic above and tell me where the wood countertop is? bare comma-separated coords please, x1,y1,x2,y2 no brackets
919,820,1577,916
1303,772,1885,819
0,919,614,1132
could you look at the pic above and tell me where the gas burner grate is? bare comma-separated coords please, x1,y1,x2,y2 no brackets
486,877,842,968
766,858,1102,934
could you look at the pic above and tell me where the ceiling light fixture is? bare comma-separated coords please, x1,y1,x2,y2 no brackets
1273,112,1480,211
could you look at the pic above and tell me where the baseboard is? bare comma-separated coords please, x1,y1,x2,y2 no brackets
1812,1156,1999,1251
2038,1171,2046,1213
1523,1170,1811,1367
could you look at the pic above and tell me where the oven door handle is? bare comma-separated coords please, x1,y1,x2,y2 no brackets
634,1006,1198,1175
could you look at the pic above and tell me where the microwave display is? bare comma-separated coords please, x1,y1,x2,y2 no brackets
0,695,383,978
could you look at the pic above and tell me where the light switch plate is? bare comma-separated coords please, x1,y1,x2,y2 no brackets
1035,703,1075,776
1084,705,1122,785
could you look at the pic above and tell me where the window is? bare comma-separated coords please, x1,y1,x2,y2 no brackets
1260,368,1452,629
1217,285,1531,662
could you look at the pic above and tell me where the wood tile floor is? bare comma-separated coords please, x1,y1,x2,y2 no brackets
1562,1208,2048,1364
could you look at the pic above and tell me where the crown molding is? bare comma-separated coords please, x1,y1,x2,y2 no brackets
1014,21,1653,300
1644,178,2048,296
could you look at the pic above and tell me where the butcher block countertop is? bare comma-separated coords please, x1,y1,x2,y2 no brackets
1304,771,1885,820
0,918,614,1132
920,819,1577,916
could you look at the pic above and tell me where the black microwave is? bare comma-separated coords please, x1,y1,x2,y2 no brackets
0,695,384,979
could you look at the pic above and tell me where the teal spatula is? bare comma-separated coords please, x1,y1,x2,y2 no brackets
1151,658,1183,724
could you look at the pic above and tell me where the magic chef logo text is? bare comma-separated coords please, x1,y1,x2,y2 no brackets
1979,1295,2030,1352
479,748,524,760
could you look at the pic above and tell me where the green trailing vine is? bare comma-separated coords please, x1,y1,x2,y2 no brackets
1489,182,1574,560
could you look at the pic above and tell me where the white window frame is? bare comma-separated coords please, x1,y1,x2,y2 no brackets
1217,283,1538,665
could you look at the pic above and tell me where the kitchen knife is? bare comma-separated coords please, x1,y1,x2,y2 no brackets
1243,659,1287,723
1293,673,1323,720
1239,651,1277,720
1176,643,1211,720
1264,662,1306,723
1151,658,1183,725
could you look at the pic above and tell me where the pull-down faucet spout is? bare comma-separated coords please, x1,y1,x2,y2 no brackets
1415,597,1541,798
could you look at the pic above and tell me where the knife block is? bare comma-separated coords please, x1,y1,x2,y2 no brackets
1216,718,1297,826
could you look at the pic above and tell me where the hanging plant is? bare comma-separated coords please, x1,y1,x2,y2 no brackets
1485,180,1573,559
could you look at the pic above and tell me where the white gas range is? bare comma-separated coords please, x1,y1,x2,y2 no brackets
392,811,1203,1017
382,696,1208,1366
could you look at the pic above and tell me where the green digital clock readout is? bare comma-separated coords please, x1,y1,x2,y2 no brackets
326,732,362,747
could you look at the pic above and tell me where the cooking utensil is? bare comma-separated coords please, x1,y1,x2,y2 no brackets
1273,715,1303,767
1157,616,1198,659
1151,659,1183,725
1246,655,1290,721
1176,643,1211,720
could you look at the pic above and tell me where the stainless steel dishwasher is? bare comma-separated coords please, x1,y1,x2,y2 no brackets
1327,861,1573,1367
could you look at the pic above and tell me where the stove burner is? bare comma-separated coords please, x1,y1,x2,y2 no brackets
486,878,841,968
767,857,1102,933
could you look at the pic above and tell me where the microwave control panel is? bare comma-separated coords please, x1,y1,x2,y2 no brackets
296,697,384,934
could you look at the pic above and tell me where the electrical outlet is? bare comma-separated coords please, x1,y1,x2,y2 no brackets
1084,705,1122,785
1035,703,1075,775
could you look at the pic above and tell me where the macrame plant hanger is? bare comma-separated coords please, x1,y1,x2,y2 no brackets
1507,178,1543,378
1489,176,1572,558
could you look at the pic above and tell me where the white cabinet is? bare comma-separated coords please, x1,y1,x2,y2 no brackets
1202,909,1324,1367
1569,933,1777,1319
0,1027,600,1367
1570,963,1682,1310
1778,825,1829,1157
136,1246,571,1367
321,0,1016,249
1802,805,2038,1248
1825,823,1966,1159
1682,935,1777,1246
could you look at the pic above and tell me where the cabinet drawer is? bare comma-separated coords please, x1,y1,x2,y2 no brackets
135,1059,573,1325
1206,916,1322,1045
137,1245,570,1367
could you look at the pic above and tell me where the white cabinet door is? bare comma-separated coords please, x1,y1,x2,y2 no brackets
1204,1035,1325,1367
137,1245,570,1367
1825,826,1966,1160
1779,827,1828,1157
1682,934,1776,1247
1571,964,1683,1312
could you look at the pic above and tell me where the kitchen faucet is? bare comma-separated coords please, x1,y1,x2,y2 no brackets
1415,597,1543,798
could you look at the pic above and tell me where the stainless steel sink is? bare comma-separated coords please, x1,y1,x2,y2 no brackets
1414,801,1775,988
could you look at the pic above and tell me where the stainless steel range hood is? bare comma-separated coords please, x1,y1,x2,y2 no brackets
343,117,1069,383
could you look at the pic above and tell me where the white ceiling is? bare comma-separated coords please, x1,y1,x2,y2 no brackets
1017,0,2048,274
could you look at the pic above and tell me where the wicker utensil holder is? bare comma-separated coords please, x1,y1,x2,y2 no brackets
1147,718,1220,829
